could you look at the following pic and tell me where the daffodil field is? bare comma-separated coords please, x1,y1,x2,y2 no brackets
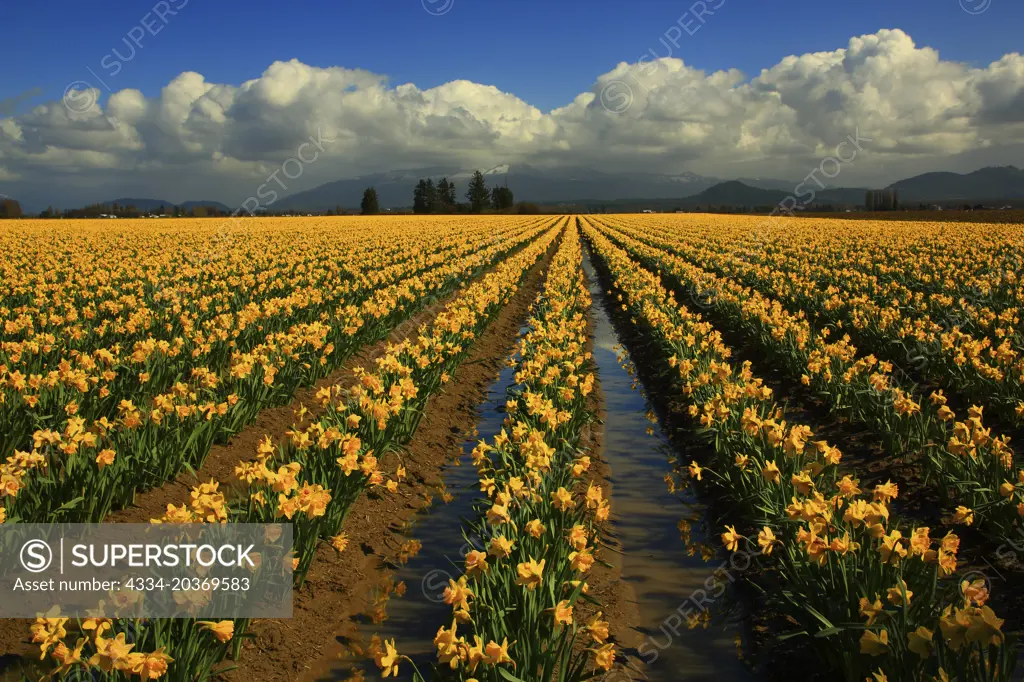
2,214,1022,682
587,216,1024,546
1,217,551,523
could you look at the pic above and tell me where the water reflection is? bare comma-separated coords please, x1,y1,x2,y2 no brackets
320,328,528,681
583,251,754,682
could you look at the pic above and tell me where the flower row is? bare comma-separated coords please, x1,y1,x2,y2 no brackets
591,217,1023,547
26,220,565,682
582,216,1016,682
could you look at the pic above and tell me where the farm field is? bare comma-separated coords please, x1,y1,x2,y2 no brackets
1,214,1023,682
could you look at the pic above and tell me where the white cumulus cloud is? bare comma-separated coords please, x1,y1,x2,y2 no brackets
1,29,1022,208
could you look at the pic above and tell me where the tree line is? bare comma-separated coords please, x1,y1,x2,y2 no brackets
356,170,518,216
414,170,514,213
5,169,528,218
0,199,22,218
412,171,514,213
413,176,457,213
41,203,228,218
0,201,233,219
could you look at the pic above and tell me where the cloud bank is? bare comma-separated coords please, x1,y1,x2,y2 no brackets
2,29,1023,208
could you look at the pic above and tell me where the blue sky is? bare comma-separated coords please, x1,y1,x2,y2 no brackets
2,0,1021,114
2,0,1023,209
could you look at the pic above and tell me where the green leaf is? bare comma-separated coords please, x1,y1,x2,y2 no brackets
814,626,844,638
498,668,528,682
56,496,85,513
776,630,810,642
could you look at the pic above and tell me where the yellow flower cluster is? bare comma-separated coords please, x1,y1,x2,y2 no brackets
29,614,235,680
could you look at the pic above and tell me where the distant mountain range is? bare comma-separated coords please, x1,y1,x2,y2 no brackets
675,181,872,209
669,166,1024,210
563,181,869,213
9,164,1024,214
621,167,1024,211
271,164,731,212
269,163,1024,211
103,198,233,213
888,166,1024,202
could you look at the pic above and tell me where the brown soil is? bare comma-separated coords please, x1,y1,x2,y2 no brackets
227,242,557,681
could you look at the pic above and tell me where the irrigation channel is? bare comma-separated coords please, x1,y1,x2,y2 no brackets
317,252,756,681
321,327,529,680
582,251,754,682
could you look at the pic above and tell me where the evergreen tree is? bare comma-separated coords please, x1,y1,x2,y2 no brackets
424,178,438,213
361,187,380,215
437,178,451,210
0,199,23,218
413,179,428,214
438,177,456,207
490,186,515,211
465,171,491,213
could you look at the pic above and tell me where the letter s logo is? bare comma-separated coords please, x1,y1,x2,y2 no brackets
21,540,53,573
